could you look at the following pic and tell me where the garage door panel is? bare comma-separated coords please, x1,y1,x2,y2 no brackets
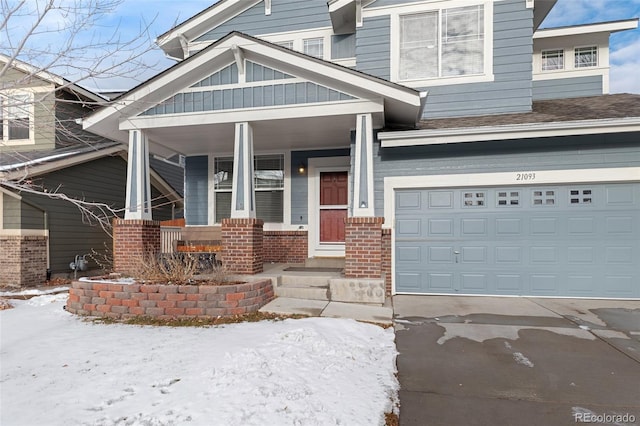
429,219,453,236
396,191,422,209
428,246,454,263
428,273,454,291
461,218,487,235
461,246,487,263
395,183,640,297
496,218,521,235
567,246,594,263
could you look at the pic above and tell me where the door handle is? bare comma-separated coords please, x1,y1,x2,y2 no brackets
454,250,460,263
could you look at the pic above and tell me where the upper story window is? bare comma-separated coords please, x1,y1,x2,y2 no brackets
575,46,597,68
276,40,294,50
0,93,32,143
398,4,485,81
303,38,324,59
541,49,564,71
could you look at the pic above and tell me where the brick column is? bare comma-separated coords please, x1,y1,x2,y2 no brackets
221,218,264,274
0,235,47,288
344,217,384,279
112,219,160,274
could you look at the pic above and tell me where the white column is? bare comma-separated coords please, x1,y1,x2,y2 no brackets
353,113,375,217
124,129,152,220
230,122,256,219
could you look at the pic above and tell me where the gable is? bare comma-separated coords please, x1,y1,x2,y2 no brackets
139,60,355,117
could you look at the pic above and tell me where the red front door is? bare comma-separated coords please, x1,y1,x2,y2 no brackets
319,171,348,243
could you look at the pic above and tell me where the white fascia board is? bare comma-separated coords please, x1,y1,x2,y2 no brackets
120,99,384,131
328,0,353,13
379,117,640,148
156,0,262,50
534,19,639,39
242,41,421,107
2,145,125,180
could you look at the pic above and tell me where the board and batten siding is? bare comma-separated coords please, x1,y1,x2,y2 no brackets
195,0,331,42
533,76,603,101
372,133,640,217
185,156,209,226
290,149,350,225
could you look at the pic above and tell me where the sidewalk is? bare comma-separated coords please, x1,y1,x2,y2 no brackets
259,297,393,325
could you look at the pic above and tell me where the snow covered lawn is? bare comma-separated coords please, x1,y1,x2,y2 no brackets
0,293,398,426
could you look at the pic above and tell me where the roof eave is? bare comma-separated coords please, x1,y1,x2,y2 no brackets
379,117,640,148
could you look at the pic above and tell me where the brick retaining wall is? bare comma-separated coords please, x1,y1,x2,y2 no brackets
65,279,274,320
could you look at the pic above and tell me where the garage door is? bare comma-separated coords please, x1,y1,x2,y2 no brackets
395,183,639,298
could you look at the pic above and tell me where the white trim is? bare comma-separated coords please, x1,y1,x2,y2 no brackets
379,117,640,147
534,19,639,39
0,192,3,231
384,166,640,295
283,150,292,227
120,99,384,131
352,113,375,216
0,229,48,237
307,156,351,258
388,1,494,88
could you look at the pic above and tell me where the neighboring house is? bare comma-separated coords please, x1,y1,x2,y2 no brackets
0,56,183,287
83,0,640,298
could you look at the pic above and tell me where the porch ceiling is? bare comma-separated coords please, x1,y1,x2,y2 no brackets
146,113,371,156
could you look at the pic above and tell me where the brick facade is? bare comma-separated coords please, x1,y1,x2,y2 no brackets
65,279,274,319
221,218,264,274
112,219,161,274
0,235,48,288
381,229,392,295
344,217,384,280
263,230,308,264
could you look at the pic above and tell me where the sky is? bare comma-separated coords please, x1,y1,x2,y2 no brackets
4,0,640,93
0,291,399,425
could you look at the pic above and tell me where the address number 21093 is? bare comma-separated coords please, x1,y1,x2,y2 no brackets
516,172,536,181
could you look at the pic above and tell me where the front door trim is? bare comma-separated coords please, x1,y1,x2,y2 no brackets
308,156,351,258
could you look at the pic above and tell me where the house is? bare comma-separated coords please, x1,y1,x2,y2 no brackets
83,0,640,299
0,56,184,287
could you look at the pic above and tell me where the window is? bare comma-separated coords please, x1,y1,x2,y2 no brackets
463,191,486,207
303,37,324,58
542,49,564,71
1,93,31,142
276,40,294,50
214,154,284,223
399,5,484,80
575,46,597,68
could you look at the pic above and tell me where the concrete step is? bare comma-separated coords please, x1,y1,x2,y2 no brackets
304,257,345,269
275,285,330,301
281,275,331,287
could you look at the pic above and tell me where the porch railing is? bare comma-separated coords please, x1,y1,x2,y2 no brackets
160,226,183,254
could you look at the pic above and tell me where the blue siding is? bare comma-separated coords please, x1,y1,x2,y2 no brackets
246,62,294,82
141,82,354,116
291,149,350,225
185,156,209,226
421,0,533,118
332,34,356,59
196,0,332,42
533,76,603,100
191,63,239,87
356,16,391,80
373,133,640,217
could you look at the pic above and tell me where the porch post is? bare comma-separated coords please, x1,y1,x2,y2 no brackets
230,122,256,219
125,129,152,220
113,129,159,274
222,122,263,274
352,113,375,217
345,113,385,282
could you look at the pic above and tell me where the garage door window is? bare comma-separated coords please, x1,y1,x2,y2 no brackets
497,191,520,206
533,190,556,206
463,191,486,207
570,189,592,205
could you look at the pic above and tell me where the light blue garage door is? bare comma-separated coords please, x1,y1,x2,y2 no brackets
395,183,640,298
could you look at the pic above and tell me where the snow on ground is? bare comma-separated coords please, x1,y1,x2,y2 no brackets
0,286,70,297
0,294,398,426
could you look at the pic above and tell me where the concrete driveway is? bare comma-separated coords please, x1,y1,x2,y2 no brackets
393,296,640,426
